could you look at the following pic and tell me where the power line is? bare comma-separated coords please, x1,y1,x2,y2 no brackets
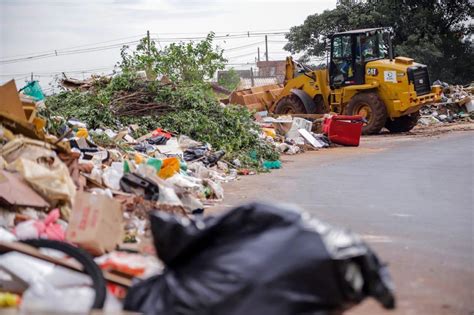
151,32,287,42
35,66,116,76
0,34,146,59
0,31,291,79
225,44,287,57
226,62,257,66
0,72,31,77
151,29,289,35
226,51,258,59
224,44,288,59
223,41,265,51
1,30,288,61
0,40,139,65
1,32,288,65
1,66,116,78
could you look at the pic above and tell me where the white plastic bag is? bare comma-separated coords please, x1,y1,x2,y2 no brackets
20,282,94,314
102,165,123,191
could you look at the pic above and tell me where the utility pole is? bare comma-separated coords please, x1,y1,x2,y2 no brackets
146,30,153,80
250,67,255,87
30,72,33,82
257,47,260,62
265,35,269,62
146,30,151,56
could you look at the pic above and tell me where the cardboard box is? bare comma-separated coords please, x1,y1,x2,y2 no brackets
66,191,123,255
0,80,27,121
0,170,49,208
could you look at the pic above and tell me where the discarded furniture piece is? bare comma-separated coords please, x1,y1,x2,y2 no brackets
323,115,364,146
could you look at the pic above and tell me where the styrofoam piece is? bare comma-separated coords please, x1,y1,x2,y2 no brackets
298,129,324,148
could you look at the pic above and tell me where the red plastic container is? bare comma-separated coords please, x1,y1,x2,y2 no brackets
322,115,364,146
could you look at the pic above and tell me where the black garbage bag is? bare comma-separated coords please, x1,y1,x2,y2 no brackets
119,173,160,201
183,145,208,161
124,202,395,315
183,146,225,167
147,135,168,145
133,142,155,154
205,150,225,166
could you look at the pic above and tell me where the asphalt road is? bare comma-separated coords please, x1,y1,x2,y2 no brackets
217,131,474,315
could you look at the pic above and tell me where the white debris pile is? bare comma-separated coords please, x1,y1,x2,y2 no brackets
419,81,473,125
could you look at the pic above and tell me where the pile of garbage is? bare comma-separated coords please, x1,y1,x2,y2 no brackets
0,78,248,310
418,81,473,126
2,73,353,255
255,112,365,159
43,72,280,169
0,75,369,313
0,77,243,242
257,114,328,156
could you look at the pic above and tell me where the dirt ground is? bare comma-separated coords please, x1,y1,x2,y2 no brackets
368,120,474,139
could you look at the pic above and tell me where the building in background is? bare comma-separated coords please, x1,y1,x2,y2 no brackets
217,60,286,90
217,69,253,82
256,60,286,78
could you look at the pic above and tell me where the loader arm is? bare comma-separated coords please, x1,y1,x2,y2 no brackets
285,56,296,82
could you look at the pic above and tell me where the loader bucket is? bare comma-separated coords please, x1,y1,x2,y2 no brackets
227,84,283,111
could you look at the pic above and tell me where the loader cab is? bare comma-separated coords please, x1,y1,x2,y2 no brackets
329,28,393,89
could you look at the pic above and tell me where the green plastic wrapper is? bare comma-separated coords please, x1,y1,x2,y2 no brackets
263,160,282,169
180,160,187,171
21,81,45,101
123,160,131,173
147,158,163,171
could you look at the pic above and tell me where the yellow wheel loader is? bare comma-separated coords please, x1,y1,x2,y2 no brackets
229,28,441,134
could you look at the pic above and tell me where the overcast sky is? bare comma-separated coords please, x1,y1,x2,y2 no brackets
0,0,335,91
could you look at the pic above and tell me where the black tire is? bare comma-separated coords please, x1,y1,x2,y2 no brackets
313,94,327,114
345,92,388,135
21,239,106,310
385,112,420,133
274,95,307,114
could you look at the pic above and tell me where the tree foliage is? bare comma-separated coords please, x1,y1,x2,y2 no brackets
217,68,241,91
119,32,227,83
43,74,279,167
43,34,279,168
285,0,473,84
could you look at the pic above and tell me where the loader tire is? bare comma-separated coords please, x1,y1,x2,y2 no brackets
345,92,387,135
385,112,420,133
313,94,327,114
275,95,307,114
